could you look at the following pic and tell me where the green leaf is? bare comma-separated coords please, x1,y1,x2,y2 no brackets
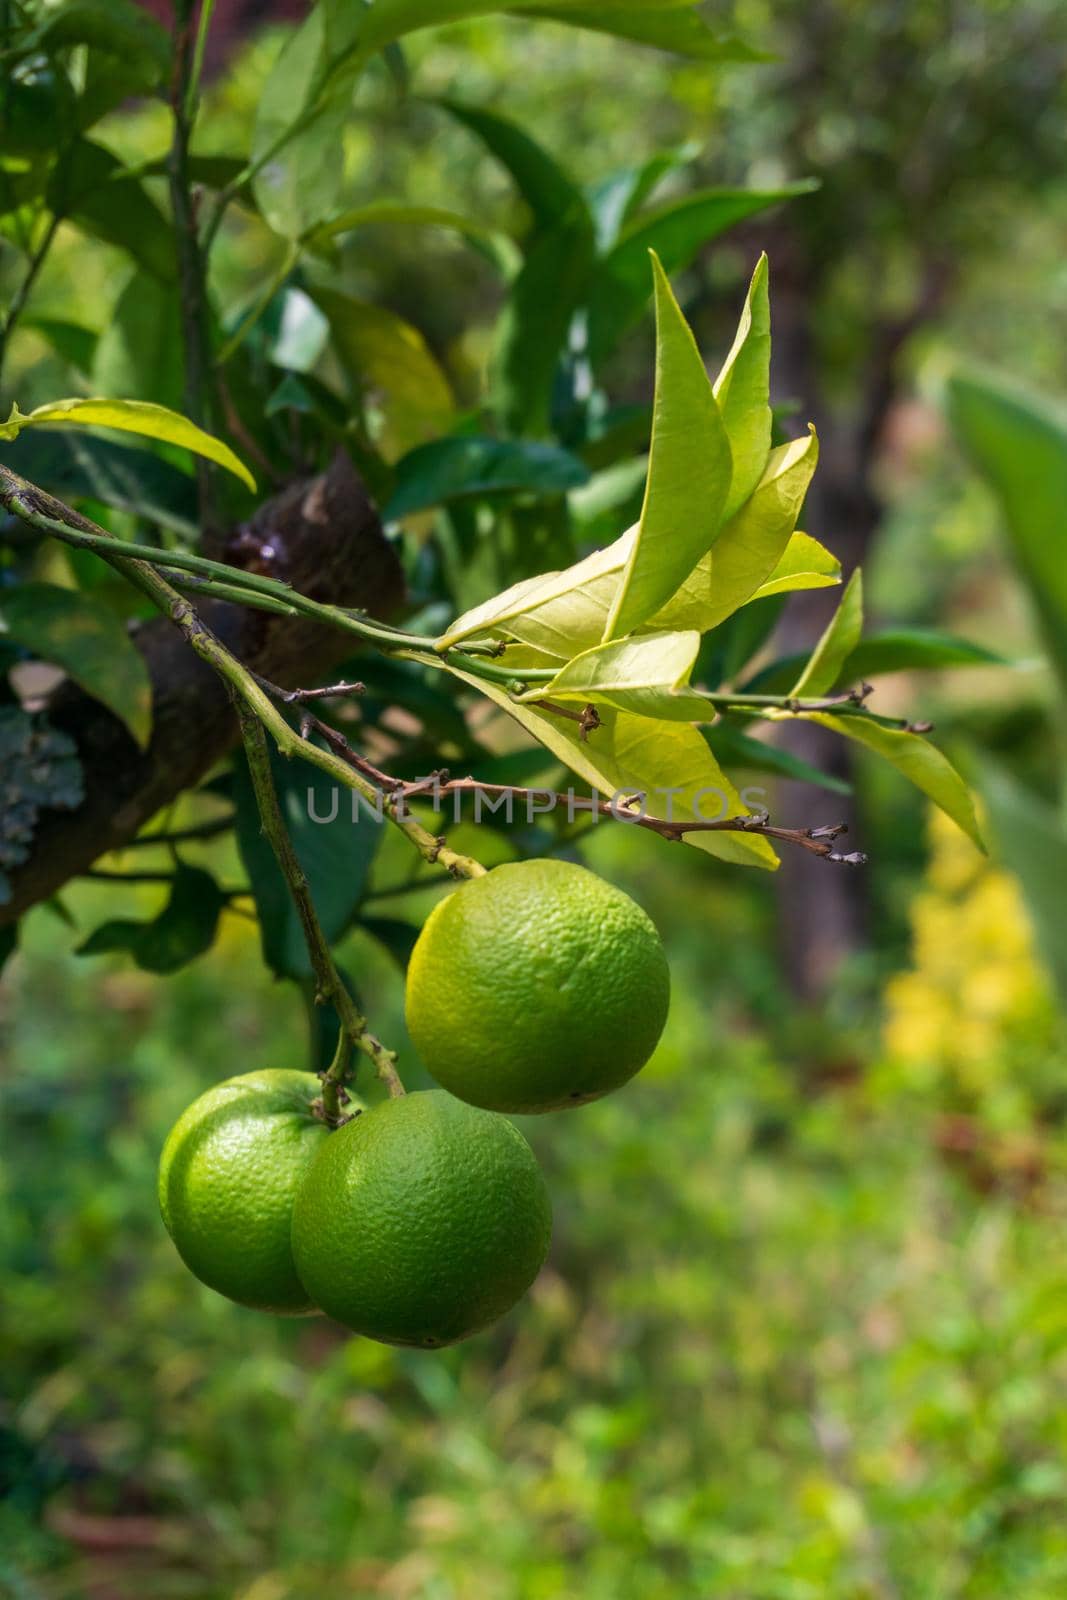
704,722,851,796
713,254,771,521
232,748,383,980
92,274,183,413
844,629,1005,679
806,712,983,850
649,428,819,633
0,398,255,492
24,319,98,377
528,630,706,719
440,657,779,869
307,201,508,252
358,0,730,54
0,583,152,748
435,100,588,232
360,916,420,972
77,866,225,974
24,0,169,84
604,255,732,640
518,6,762,59
0,429,196,536
439,530,632,655
946,368,1067,701
751,531,840,601
251,2,359,238
385,436,589,519
48,141,176,282
589,147,696,252
791,571,863,697
978,762,1067,1006
495,216,597,434
588,184,817,362
437,102,596,433
312,289,454,461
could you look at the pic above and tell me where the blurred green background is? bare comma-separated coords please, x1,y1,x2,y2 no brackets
5,4,1067,1596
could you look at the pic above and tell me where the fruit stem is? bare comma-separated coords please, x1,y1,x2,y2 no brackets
237,703,406,1107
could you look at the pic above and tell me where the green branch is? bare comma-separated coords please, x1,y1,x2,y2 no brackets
237,703,404,1113
0,464,488,887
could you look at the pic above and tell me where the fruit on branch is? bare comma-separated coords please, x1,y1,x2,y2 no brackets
404,860,670,1114
158,1069,335,1315
291,1091,552,1348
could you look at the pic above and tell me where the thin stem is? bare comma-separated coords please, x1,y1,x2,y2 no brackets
215,241,299,367
168,0,218,526
184,0,216,123
118,816,235,849
237,702,404,1110
14,509,429,651
0,212,60,385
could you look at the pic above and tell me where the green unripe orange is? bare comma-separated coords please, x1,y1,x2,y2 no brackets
158,1069,331,1315
404,859,670,1113
291,1090,551,1347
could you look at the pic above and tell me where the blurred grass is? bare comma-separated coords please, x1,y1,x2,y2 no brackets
5,821,1067,1600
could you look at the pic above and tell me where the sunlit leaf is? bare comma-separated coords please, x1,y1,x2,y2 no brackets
805,711,982,849
713,254,771,521
604,255,732,639
0,583,152,749
313,289,454,460
0,398,255,492
751,531,840,601
649,428,818,633
438,529,633,656
527,630,706,719
791,571,863,696
440,658,779,868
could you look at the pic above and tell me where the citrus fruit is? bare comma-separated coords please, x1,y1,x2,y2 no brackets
291,1090,552,1347
158,1069,331,1315
404,859,670,1113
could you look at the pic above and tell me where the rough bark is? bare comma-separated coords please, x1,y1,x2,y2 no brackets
1,451,404,924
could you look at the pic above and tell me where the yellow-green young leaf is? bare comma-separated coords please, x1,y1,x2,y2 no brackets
603,254,732,641
441,659,779,869
0,398,255,491
791,570,863,696
806,712,983,850
0,582,152,748
525,629,708,720
648,427,818,633
751,531,840,600
436,528,634,655
713,253,771,521
313,289,453,461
